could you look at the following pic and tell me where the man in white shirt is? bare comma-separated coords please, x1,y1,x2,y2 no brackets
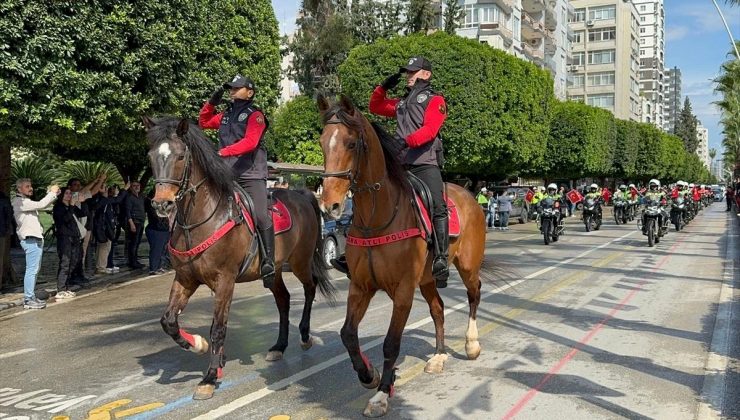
12,178,60,309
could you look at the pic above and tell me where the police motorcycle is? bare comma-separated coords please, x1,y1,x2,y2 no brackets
670,195,687,231
582,196,602,232
536,185,564,245
638,198,664,247
613,197,628,225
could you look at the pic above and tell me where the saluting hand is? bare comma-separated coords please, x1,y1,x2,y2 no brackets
380,72,402,91
209,87,225,106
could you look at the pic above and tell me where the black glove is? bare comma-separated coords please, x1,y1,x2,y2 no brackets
380,72,401,91
208,87,225,106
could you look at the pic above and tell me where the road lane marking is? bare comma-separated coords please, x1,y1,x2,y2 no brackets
191,231,636,419
0,348,35,360
501,235,684,419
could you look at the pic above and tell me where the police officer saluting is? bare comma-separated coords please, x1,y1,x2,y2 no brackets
198,75,274,288
371,56,450,288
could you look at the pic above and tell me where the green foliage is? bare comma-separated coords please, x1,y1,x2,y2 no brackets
547,101,616,179
59,161,124,187
10,157,63,199
635,123,665,180
405,0,437,34
614,119,640,178
674,97,699,153
338,32,553,178
443,0,465,34
348,0,405,44
0,0,280,178
267,96,324,166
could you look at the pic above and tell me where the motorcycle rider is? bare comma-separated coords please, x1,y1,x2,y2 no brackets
642,179,669,234
540,183,564,228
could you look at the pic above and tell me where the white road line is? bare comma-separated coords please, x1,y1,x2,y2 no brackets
100,319,161,334
0,348,36,359
192,230,636,420
698,213,735,419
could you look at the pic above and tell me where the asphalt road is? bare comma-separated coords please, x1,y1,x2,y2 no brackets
0,204,737,420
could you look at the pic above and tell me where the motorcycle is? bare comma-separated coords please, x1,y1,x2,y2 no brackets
536,197,563,245
613,198,628,225
582,197,602,232
638,199,663,247
670,196,687,231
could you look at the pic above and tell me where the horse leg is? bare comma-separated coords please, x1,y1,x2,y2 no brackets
419,277,447,374
340,283,378,387
363,290,413,418
293,264,317,351
457,263,482,360
266,270,289,361
193,274,235,400
160,276,203,353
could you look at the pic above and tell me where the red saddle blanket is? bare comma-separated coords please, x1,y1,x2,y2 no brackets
238,194,292,235
414,194,461,237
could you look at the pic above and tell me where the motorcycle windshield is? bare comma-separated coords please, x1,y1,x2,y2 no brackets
541,198,555,208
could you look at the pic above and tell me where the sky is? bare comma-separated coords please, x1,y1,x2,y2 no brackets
271,0,740,153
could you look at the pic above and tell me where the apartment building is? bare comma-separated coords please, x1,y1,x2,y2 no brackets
633,0,665,129
696,122,710,169
454,0,573,100
664,66,682,133
567,0,642,121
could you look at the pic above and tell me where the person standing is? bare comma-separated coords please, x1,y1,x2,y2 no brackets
53,188,87,298
367,56,451,288
145,193,170,275
12,179,60,309
93,182,128,275
497,191,513,231
726,187,734,212
124,181,146,269
199,75,274,288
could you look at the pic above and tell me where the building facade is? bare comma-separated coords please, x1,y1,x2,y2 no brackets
567,0,642,121
632,0,665,129
696,123,710,169
664,66,682,133
454,0,573,100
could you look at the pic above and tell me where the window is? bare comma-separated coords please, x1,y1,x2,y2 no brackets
588,72,615,86
573,30,584,43
640,38,646,44
588,49,615,65
463,5,478,28
480,6,501,24
587,94,615,108
589,5,615,21
568,74,585,87
640,16,646,22
640,27,646,34
640,49,645,55
572,8,586,22
588,27,616,42
572,52,586,66
569,95,585,102
513,16,521,42
640,5,646,11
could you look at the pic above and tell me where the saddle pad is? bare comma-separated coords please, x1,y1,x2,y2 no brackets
237,195,292,235
414,194,461,237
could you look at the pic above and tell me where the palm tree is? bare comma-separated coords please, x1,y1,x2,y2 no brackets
715,42,740,169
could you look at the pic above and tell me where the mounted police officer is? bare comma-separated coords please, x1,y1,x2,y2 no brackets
198,75,274,288
370,56,450,288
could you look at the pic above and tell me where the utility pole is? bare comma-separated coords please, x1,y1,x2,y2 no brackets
710,0,740,60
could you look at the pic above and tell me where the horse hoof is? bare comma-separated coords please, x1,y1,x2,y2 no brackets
189,334,209,355
424,353,448,374
300,336,313,351
192,384,215,400
265,350,284,362
363,391,389,417
466,341,481,360
361,366,381,389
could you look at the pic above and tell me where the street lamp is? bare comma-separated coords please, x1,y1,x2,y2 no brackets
710,0,740,61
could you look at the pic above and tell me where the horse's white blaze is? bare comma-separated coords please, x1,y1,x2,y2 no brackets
328,127,339,152
158,142,172,159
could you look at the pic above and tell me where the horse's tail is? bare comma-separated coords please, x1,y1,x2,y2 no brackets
296,189,337,305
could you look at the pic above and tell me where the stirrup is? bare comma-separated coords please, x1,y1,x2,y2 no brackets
261,263,275,289
330,256,350,276
432,258,449,289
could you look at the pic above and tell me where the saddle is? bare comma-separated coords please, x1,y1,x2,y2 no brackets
406,172,461,241
231,184,293,235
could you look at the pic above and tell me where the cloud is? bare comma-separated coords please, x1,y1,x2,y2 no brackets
666,26,689,42
683,80,715,97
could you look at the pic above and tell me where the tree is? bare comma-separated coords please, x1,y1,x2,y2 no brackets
614,119,641,179
674,97,699,153
715,41,740,169
405,0,437,34
338,32,554,178
547,102,616,179
348,0,405,44
267,96,325,166
442,0,465,35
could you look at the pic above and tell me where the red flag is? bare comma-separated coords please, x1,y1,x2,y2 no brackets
671,188,678,199
566,190,583,204
525,190,534,203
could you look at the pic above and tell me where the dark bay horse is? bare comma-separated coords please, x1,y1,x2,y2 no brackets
143,116,335,400
316,96,487,417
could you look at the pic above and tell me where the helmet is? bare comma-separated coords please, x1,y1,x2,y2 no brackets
629,183,636,189
619,184,627,190
538,186,546,192
649,179,660,190
480,187,487,193
700,184,705,189
689,183,695,188
547,183,557,191
590,183,598,191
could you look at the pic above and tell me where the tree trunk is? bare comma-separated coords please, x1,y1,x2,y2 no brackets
0,143,18,290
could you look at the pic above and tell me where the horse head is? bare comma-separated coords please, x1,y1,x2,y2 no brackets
317,94,367,220
143,116,192,217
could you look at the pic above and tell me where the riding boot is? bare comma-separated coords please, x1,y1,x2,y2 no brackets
258,226,275,289
330,255,350,277
432,215,450,289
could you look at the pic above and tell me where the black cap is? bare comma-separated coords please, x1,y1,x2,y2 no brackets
223,75,255,90
399,56,432,73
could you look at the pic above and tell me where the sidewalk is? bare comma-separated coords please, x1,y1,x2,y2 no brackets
0,238,161,312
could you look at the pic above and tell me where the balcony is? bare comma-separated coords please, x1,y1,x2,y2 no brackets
521,42,545,63
478,0,515,15
479,22,514,47
521,12,545,41
544,34,556,55
522,0,546,14
544,1,557,30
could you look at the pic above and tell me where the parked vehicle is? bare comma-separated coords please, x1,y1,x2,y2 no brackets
320,198,353,268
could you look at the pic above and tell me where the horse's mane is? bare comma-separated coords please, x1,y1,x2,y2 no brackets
146,116,234,198
321,104,411,195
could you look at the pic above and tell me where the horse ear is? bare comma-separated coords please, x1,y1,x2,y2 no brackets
339,95,355,115
142,116,156,131
176,118,189,137
317,94,330,113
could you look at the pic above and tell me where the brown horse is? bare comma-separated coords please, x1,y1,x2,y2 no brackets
316,96,487,417
143,116,335,400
